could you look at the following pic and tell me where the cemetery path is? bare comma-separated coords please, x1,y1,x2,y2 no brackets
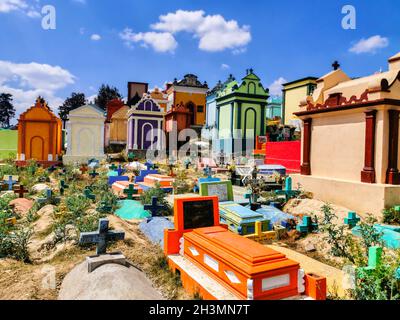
267,244,347,299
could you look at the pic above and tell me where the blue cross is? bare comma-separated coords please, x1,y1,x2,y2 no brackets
144,196,167,218
203,166,212,179
117,165,125,176
5,175,17,191
145,161,153,170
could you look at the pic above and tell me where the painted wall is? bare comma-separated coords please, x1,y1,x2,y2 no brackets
64,105,105,164
264,141,301,173
17,103,62,162
110,106,129,144
173,91,207,126
0,129,17,159
283,85,308,125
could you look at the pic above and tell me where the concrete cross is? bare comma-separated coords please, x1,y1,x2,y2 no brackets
47,165,57,173
275,176,300,201
60,180,69,195
344,211,360,229
144,196,167,218
203,165,212,179
109,164,118,171
14,184,28,198
37,189,60,205
84,187,96,201
5,175,17,191
117,165,125,176
123,184,138,200
79,218,125,255
145,161,153,170
89,168,99,178
80,165,88,174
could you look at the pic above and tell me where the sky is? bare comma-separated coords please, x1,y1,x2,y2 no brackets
1,0,400,122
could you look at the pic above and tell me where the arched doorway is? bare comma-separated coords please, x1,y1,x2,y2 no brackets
186,102,196,126
30,136,44,161
244,107,257,150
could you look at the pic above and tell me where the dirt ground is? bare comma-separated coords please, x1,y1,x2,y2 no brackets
0,214,189,300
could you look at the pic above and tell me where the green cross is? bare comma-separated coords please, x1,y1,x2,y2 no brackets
109,164,118,171
123,184,138,200
84,187,96,201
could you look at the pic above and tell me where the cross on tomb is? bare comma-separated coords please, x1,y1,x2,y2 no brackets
296,216,318,234
96,201,113,214
117,165,125,176
47,165,57,173
84,187,96,201
37,189,60,205
145,161,154,170
344,211,360,229
79,218,125,255
89,168,99,178
13,184,28,198
5,176,17,191
275,177,300,202
109,164,118,171
123,184,138,200
80,165,88,174
59,180,69,195
144,196,167,218
203,165,212,179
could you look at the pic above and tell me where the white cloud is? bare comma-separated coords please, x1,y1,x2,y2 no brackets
268,77,287,96
0,0,40,18
221,63,230,70
0,60,75,120
122,9,251,53
119,28,177,53
349,35,389,54
90,34,101,41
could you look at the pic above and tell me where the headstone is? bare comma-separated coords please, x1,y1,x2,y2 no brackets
199,180,233,202
344,211,360,228
79,218,125,255
144,196,167,218
296,216,318,234
13,184,28,198
275,177,300,201
123,184,138,200
37,189,60,205
5,175,17,191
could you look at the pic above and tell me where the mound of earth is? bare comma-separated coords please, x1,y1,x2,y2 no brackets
9,198,34,217
58,260,164,300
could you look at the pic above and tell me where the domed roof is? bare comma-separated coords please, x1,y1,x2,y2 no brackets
58,261,163,300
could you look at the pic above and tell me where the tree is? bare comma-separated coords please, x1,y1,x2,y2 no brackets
94,84,122,110
58,92,86,124
0,93,16,128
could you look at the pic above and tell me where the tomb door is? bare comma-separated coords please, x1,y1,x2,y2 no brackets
187,102,196,126
30,136,44,161
244,107,257,150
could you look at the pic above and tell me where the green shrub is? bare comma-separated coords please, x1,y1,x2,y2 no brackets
0,227,32,262
382,207,400,225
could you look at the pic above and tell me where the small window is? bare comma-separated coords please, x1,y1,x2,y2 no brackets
197,105,204,112
204,254,219,272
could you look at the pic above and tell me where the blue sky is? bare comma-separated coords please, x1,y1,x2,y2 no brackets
0,0,399,119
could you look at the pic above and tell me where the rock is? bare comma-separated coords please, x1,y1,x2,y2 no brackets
0,191,15,198
32,184,50,194
304,242,316,252
9,198,34,217
33,205,55,234
58,260,164,300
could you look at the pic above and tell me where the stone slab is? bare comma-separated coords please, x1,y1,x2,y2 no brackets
86,252,127,273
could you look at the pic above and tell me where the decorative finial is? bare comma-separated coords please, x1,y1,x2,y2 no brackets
332,61,340,71
249,68,254,74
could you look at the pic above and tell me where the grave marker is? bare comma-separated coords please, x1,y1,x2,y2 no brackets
123,184,138,200
275,177,300,201
37,189,61,205
5,175,17,191
344,211,360,229
13,184,28,198
144,196,167,218
296,216,318,233
84,187,96,201
80,164,88,174
89,168,99,179
79,218,125,255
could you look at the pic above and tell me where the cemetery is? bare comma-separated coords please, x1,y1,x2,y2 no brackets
0,37,400,302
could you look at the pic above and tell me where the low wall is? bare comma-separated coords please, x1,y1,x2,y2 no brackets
264,141,301,173
291,174,400,217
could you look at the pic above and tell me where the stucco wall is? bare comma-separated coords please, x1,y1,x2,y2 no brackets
310,111,365,181
284,86,307,124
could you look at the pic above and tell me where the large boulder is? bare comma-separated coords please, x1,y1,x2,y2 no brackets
58,260,163,300
9,198,34,217
31,183,50,194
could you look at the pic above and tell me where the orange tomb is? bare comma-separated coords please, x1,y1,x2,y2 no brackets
164,196,327,300
16,97,62,166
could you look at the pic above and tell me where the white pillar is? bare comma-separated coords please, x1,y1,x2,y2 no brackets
133,118,138,149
